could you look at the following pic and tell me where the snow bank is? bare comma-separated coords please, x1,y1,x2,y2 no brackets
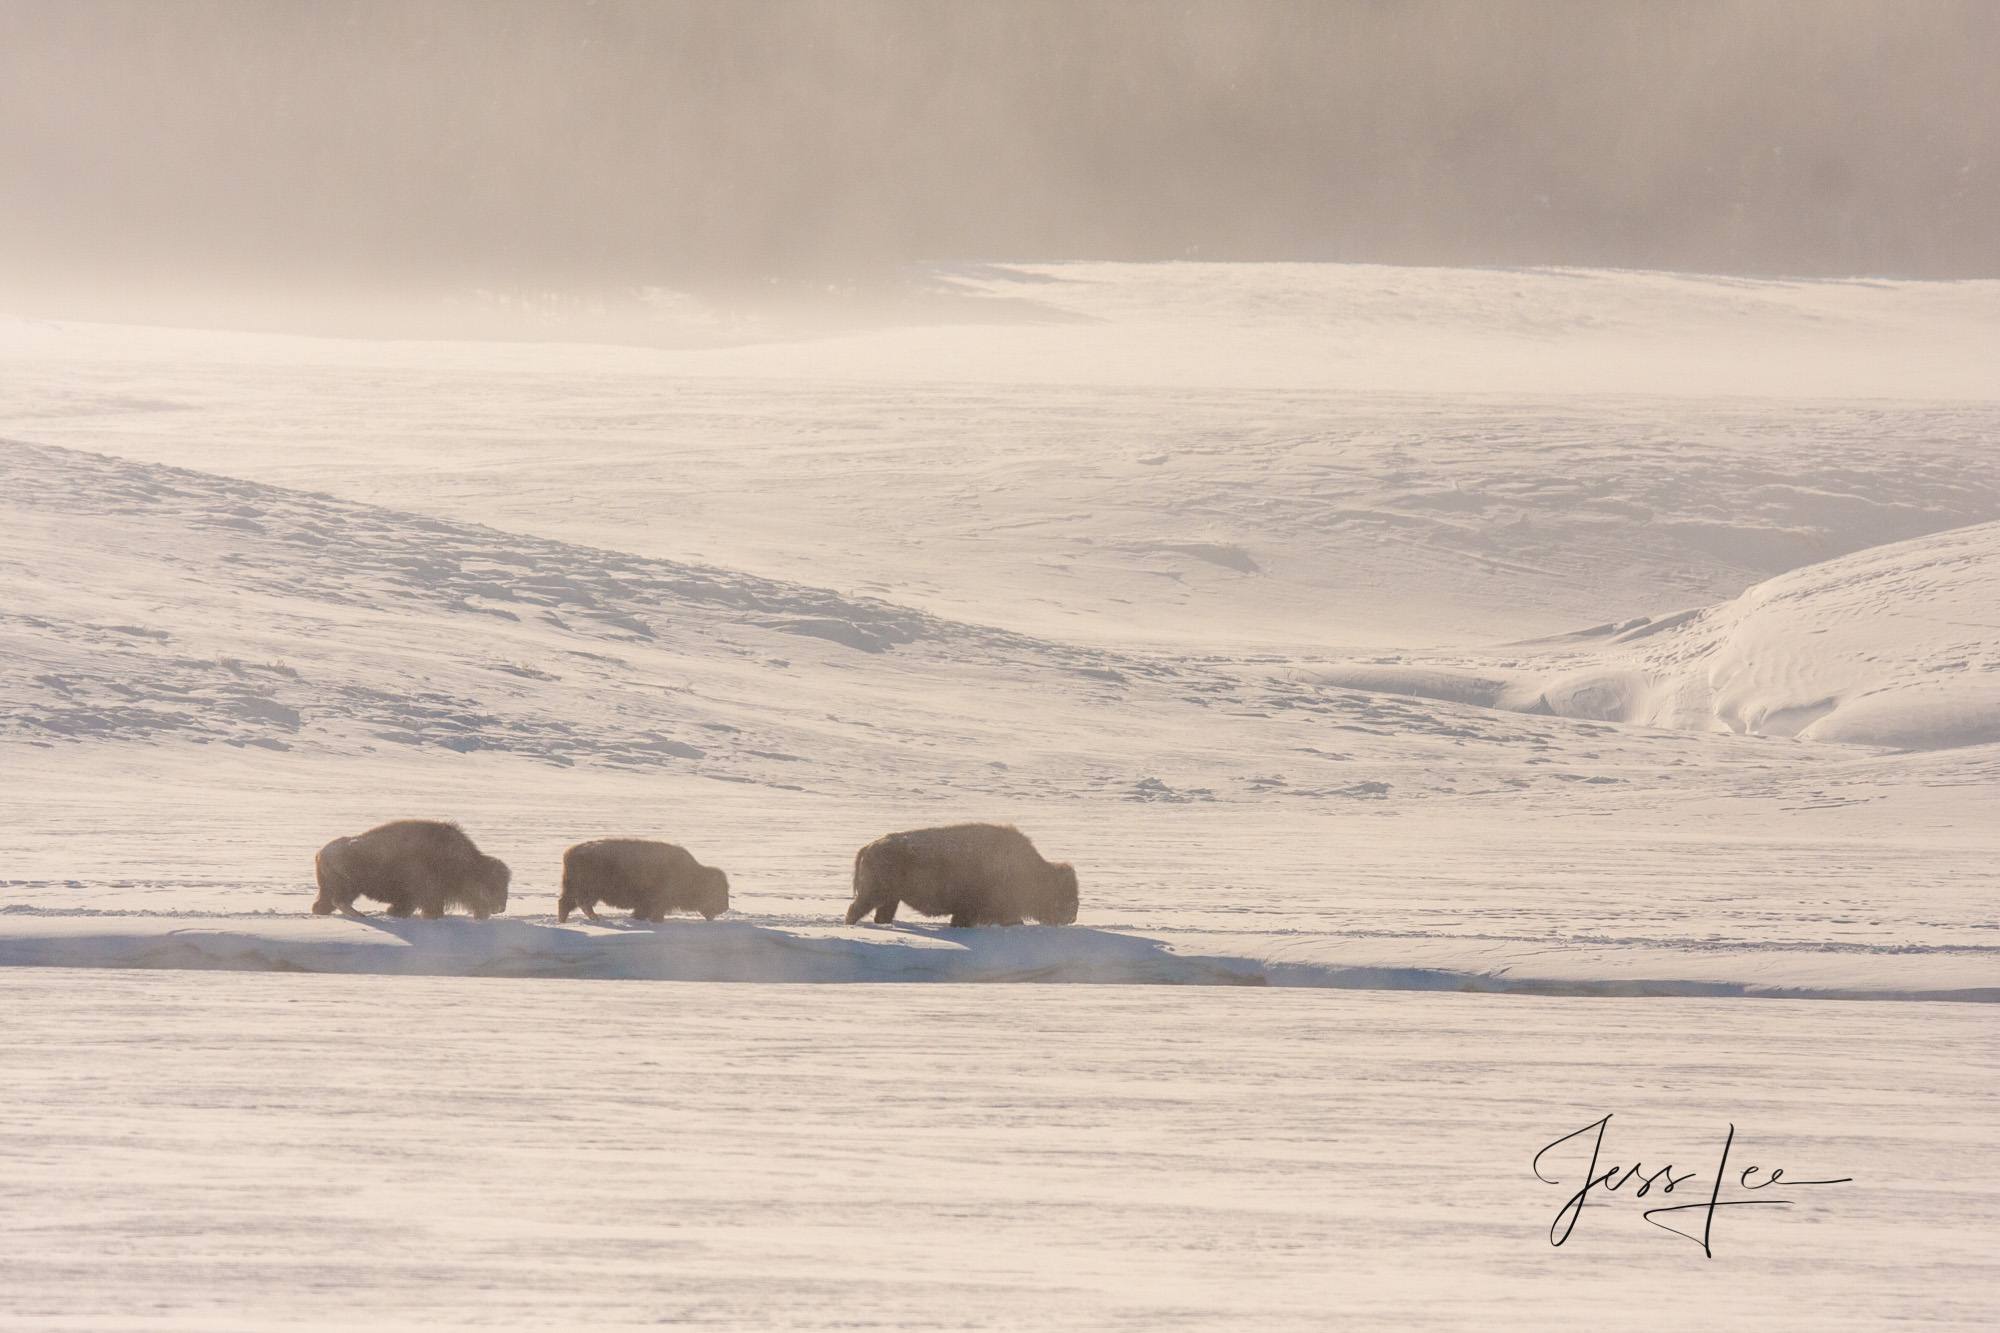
2,914,1989,1002
0,914,1264,986
1318,520,2000,752
1678,521,2000,748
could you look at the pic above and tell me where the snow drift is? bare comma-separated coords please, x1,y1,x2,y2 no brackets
1,912,1991,1002
1318,520,2000,751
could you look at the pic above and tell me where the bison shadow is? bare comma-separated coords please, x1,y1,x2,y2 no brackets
330,913,1265,984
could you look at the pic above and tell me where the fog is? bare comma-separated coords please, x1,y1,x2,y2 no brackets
1,0,1995,320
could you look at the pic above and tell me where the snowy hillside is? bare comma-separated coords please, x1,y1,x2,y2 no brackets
6,264,2000,653
5,265,2000,987
5,262,2000,1330
1320,519,2000,751
3,422,1996,998
3,262,2000,984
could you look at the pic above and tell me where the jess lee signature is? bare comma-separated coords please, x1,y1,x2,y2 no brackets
1534,1115,1851,1257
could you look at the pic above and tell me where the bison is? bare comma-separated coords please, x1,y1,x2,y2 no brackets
311,820,510,919
845,823,1079,927
559,839,730,923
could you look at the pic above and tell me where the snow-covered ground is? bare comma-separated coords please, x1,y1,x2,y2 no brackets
3,972,1995,1330
2,263,1997,1325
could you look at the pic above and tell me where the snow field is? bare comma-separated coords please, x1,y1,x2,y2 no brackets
3,734,1994,997
3,260,1998,1325
0,970,1993,1331
4,406,1996,998
7,266,2000,655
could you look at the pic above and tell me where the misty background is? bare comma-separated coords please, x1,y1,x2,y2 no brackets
1,0,1995,324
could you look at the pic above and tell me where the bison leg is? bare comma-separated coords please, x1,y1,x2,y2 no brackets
384,900,415,918
337,901,368,918
310,897,334,916
845,892,897,925
472,907,491,920
579,901,602,922
418,905,444,920
949,909,976,928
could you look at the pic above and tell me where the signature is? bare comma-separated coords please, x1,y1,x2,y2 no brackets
1534,1115,1851,1256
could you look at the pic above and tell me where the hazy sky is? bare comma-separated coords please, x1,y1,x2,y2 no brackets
1,0,1994,299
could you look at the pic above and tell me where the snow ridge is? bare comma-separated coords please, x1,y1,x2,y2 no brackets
1,912,1991,1001
1317,520,2000,752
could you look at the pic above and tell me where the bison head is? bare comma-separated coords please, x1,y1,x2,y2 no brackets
310,837,353,916
472,855,511,916
695,865,730,920
1040,862,1079,925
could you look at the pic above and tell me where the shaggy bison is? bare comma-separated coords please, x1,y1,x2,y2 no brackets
845,823,1079,927
311,820,510,919
559,839,730,922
